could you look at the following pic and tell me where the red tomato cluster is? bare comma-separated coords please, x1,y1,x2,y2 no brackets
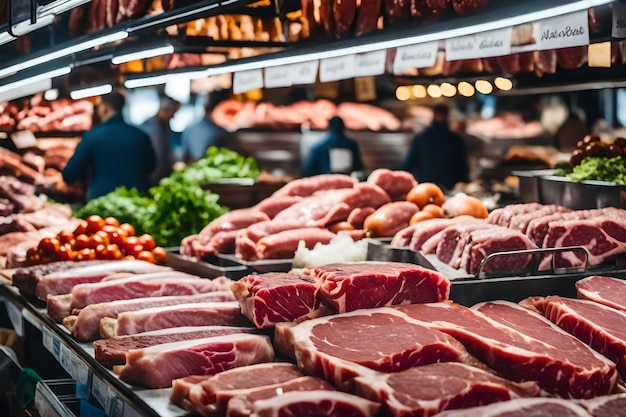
26,215,167,266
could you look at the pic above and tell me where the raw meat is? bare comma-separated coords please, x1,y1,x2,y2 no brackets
384,0,410,23
394,302,616,398
111,301,249,336
433,398,592,417
367,169,417,201
557,46,588,70
66,291,236,341
507,205,569,233
390,216,474,250
354,362,541,417
119,333,274,388
313,262,449,313
253,196,303,219
94,326,258,367
235,220,306,261
255,228,338,260
246,390,380,417
347,207,375,229
272,174,357,197
12,260,109,296
355,0,382,36
334,0,357,36
337,102,402,131
583,393,626,417
451,0,488,14
535,50,558,76
231,273,320,329
435,221,489,267
528,295,626,377
577,276,626,312
276,308,471,389
486,203,543,228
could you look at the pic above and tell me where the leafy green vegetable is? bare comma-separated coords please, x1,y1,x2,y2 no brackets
74,187,152,232
567,156,626,185
169,146,260,185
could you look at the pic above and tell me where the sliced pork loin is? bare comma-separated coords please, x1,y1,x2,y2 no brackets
119,333,274,388
433,397,592,417
486,203,544,228
390,216,475,250
94,326,259,367
354,362,541,417
506,204,570,233
104,301,249,337
246,390,379,417
275,307,473,389
434,221,491,268
527,295,626,378
577,276,626,312
367,168,417,201
271,174,357,197
231,272,320,329
64,291,236,341
312,262,450,313
170,362,303,415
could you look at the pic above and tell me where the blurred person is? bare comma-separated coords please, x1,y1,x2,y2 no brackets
140,96,181,186
181,102,226,162
62,92,156,200
401,104,469,190
302,116,364,177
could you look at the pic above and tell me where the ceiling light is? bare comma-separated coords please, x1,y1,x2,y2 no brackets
0,31,128,79
124,70,206,89
412,85,427,99
494,77,513,91
0,66,71,94
70,84,113,100
427,84,442,99
396,86,411,101
112,45,175,65
441,82,457,97
458,81,475,97
44,89,59,101
475,80,494,95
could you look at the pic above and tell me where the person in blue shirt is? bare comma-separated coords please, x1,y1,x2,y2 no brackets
401,105,469,190
181,102,226,162
302,116,364,177
62,92,156,200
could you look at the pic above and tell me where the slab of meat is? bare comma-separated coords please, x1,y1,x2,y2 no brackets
334,0,357,36
66,291,235,341
557,46,588,70
535,50,557,76
116,0,151,21
507,205,569,233
171,362,303,415
433,397,592,417
384,0,410,24
355,0,382,36
272,174,357,197
248,390,379,417
583,393,626,417
486,203,543,228
313,262,449,313
119,333,274,388
108,301,248,336
235,220,306,261
529,295,626,378
94,325,258,367
394,302,617,398
435,221,489,268
451,0,488,14
273,182,390,227
577,276,626,312
526,209,606,246
232,273,320,329
391,216,475,250
276,308,471,389
253,196,303,219
540,216,626,270
367,169,417,201
255,227,338,260
347,207,375,229
354,362,541,417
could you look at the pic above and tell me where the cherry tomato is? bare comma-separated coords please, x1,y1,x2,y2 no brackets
74,220,88,236
137,251,155,263
126,244,144,258
123,236,140,253
101,224,118,235
74,234,91,250
75,248,95,261
57,231,75,246
108,229,127,247
86,215,105,234
38,237,60,255
94,244,109,260
56,245,75,261
151,247,167,264
139,234,156,251
123,255,135,261
26,247,39,260
106,244,123,260
94,230,111,246
104,217,120,227
119,223,135,237
89,233,109,249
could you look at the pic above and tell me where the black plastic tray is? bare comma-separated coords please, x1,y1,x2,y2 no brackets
165,249,252,280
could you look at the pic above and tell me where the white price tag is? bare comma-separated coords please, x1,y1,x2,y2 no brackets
4,301,23,336
613,1,626,38
445,28,512,61
319,55,356,82
289,60,319,85
264,66,292,88
91,377,109,410
34,383,57,417
108,395,125,417
41,326,54,354
537,10,590,50
58,344,90,385
394,41,439,73
22,309,41,329
354,50,387,77
232,69,264,94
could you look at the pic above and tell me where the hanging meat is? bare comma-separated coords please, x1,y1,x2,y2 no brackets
450,0,488,15
534,50,557,76
412,0,451,19
355,0,382,36
556,46,588,70
384,0,411,24
334,0,357,37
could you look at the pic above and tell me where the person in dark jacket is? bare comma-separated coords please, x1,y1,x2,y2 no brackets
401,105,469,190
140,96,180,186
302,116,364,177
63,92,156,200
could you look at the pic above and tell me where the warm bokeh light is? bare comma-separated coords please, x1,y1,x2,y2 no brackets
427,84,442,98
396,86,411,101
495,77,513,91
475,80,493,95
441,82,457,97
458,81,475,97
412,84,427,99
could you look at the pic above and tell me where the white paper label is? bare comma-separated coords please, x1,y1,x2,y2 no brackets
613,1,626,38
394,41,439,74
264,66,292,88
42,326,53,353
537,10,590,50
58,344,90,385
354,50,387,77
319,55,356,82
91,377,109,410
4,301,23,337
289,60,319,85
445,28,512,61
232,69,264,94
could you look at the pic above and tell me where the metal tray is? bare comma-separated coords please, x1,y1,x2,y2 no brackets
212,253,294,274
165,249,252,280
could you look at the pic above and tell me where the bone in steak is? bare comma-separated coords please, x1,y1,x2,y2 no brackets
354,362,541,417
94,325,258,367
119,333,274,388
246,390,380,417
528,295,626,378
313,262,449,313
272,174,357,197
275,308,471,389
577,276,626,312
66,291,236,341
433,397,592,417
231,272,320,329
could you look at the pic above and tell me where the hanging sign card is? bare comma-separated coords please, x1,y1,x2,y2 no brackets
354,50,387,77
537,10,590,50
445,27,512,61
319,55,356,82
393,41,439,74
233,69,263,94
289,60,319,85
264,66,292,88
613,1,626,38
